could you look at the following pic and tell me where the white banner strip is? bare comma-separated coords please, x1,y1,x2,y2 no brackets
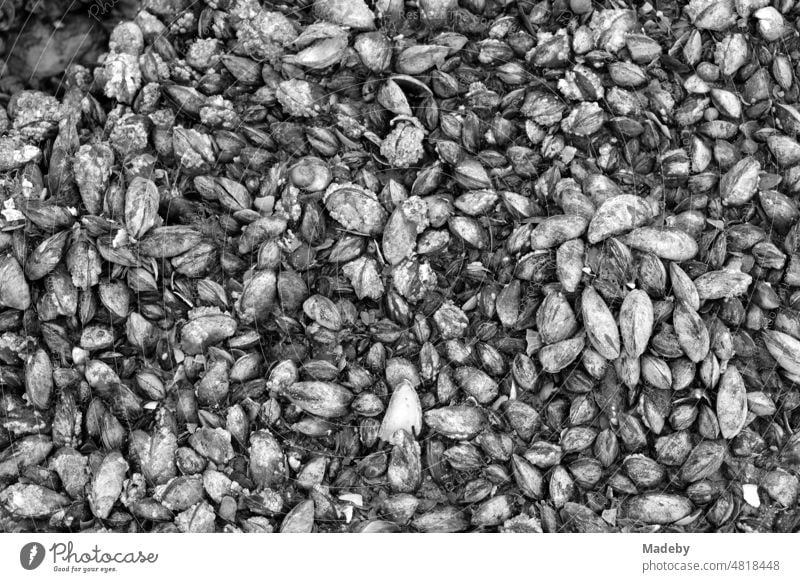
1,533,798,582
